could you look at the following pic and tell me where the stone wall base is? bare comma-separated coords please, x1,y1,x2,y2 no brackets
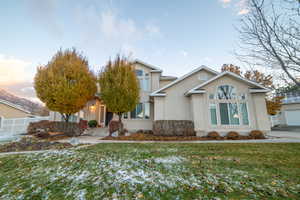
153,120,195,136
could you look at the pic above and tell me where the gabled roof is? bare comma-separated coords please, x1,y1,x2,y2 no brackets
186,71,271,96
150,65,219,96
0,99,31,114
134,59,162,72
160,76,177,81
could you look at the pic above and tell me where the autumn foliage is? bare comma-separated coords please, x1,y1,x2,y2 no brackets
34,49,97,122
221,64,282,115
98,55,139,135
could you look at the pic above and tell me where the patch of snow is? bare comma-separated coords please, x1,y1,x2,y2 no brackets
154,156,186,164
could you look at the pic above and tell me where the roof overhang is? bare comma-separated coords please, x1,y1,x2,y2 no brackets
185,90,206,97
249,89,270,93
134,59,162,72
151,65,219,96
150,93,166,97
187,71,271,95
0,99,31,114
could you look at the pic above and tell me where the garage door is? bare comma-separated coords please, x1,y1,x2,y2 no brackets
285,110,300,126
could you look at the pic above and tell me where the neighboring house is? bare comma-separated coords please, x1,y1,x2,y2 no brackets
273,92,300,126
0,99,32,130
0,99,32,119
50,60,271,135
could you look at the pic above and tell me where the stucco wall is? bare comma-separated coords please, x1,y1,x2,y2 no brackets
123,119,153,131
0,103,30,118
159,79,173,88
159,70,216,120
190,75,270,135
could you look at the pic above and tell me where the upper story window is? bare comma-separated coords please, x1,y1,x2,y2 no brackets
135,69,150,92
135,70,143,76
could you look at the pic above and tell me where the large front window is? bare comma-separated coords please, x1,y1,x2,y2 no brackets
127,102,150,119
209,85,249,126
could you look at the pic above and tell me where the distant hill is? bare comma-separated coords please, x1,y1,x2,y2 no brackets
0,88,49,116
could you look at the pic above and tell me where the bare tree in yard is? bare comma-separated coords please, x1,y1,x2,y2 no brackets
237,0,300,86
98,55,139,136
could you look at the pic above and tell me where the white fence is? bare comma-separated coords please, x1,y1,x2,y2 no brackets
0,117,49,138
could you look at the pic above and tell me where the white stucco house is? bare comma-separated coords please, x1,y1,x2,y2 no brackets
50,60,271,136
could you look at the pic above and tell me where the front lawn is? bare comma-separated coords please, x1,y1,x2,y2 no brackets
0,143,299,199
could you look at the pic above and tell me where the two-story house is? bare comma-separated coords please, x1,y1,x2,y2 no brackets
50,60,271,136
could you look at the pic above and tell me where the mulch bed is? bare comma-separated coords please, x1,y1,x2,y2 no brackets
101,133,265,141
0,137,73,153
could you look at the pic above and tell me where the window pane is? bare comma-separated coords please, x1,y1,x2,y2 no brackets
130,109,136,119
229,103,240,125
210,104,217,125
217,85,236,100
123,112,128,119
135,70,143,76
136,103,143,118
138,78,143,90
144,78,150,91
219,103,229,125
145,103,150,119
240,103,249,125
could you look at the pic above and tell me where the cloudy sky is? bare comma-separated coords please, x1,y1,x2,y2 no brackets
0,0,250,102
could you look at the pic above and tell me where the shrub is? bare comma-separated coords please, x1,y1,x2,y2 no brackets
207,131,220,139
109,120,122,135
226,131,240,140
249,130,265,139
88,120,98,128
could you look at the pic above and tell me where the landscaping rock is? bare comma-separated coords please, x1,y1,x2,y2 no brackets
153,120,195,136
27,120,84,138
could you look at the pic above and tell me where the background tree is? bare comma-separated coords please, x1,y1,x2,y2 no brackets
237,0,300,86
221,64,283,115
34,49,97,122
221,64,242,75
98,55,139,135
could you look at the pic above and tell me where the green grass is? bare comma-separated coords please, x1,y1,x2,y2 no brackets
0,143,300,199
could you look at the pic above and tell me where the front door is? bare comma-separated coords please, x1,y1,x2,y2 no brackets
99,105,106,127
105,112,113,126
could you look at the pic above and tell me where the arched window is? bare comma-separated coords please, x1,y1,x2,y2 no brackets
209,85,249,126
217,85,236,100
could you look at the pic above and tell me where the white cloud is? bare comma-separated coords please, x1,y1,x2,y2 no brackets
180,51,188,57
146,24,162,37
219,0,232,7
236,0,249,15
0,54,32,85
27,0,63,38
238,8,249,15
100,10,141,42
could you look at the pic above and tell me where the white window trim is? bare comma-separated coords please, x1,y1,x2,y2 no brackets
208,84,250,127
124,102,151,120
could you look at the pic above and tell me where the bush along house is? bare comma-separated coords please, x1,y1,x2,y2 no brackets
50,60,271,136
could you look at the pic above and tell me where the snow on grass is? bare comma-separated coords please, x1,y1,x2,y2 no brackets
1,144,300,199
154,155,186,164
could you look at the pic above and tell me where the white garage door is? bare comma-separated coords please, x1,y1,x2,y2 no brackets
285,110,300,126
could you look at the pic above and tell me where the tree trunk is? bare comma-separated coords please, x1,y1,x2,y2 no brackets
61,113,70,123
118,113,124,136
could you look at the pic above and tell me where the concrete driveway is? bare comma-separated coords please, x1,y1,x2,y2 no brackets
267,131,300,139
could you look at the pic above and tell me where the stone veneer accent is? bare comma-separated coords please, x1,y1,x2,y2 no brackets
153,120,195,136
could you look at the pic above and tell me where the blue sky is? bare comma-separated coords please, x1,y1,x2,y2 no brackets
0,0,249,101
